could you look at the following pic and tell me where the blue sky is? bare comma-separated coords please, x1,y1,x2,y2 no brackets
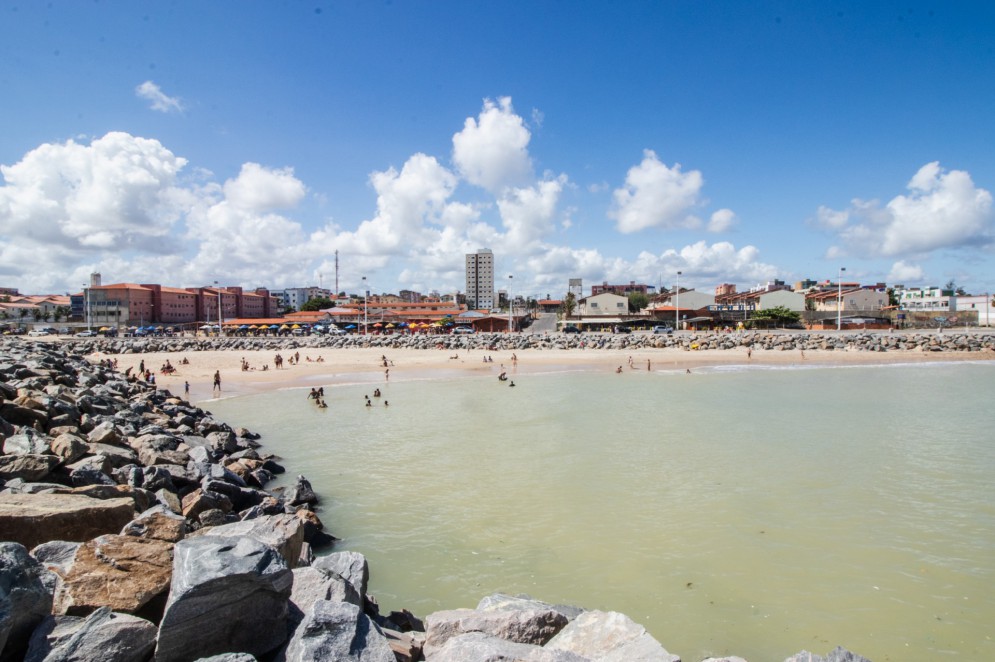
1,1,994,299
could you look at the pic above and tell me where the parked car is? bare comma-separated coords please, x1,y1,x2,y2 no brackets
28,329,50,337
652,325,674,335
453,326,475,334
75,330,98,337
562,325,581,334
614,326,632,334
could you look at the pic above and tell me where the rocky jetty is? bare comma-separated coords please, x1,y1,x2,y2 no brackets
58,329,995,357
0,338,875,660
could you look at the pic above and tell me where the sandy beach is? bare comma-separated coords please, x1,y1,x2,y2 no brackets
86,342,995,405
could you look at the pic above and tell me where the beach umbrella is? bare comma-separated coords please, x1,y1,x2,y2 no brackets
99,327,110,331
386,323,395,328
239,324,249,329
291,324,301,329
248,325,258,329
373,322,383,328
269,324,279,329
345,324,356,329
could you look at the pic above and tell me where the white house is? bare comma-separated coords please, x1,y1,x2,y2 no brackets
954,295,994,326
577,292,629,317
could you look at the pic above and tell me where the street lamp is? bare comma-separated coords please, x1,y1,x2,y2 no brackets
215,281,224,336
675,271,682,331
837,267,846,331
508,275,514,332
362,276,368,335
83,284,90,331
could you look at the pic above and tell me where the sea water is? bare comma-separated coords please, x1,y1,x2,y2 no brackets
205,361,995,661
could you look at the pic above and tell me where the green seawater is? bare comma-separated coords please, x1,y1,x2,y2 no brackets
205,361,995,661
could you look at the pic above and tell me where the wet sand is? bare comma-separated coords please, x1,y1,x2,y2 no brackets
87,343,994,405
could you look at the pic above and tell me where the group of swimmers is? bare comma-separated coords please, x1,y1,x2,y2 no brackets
307,387,328,408
365,390,388,407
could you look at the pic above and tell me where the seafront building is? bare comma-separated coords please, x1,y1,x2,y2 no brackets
465,248,495,310
73,282,279,329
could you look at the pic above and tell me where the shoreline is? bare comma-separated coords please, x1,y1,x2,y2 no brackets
82,343,995,405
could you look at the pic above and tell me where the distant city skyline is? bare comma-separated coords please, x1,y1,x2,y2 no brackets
1,2,993,298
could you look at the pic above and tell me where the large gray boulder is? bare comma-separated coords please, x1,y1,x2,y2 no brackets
0,454,59,482
0,493,135,549
312,551,368,600
290,566,362,617
282,600,393,662
189,514,304,569
24,607,157,662
0,543,54,662
784,647,872,662
544,610,680,662
423,606,569,656
477,593,584,622
427,631,587,662
155,535,293,662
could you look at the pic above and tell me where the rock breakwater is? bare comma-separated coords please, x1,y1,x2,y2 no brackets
0,338,876,660
62,330,995,356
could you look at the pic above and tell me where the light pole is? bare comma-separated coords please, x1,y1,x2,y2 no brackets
675,271,682,331
837,267,846,331
83,284,90,331
362,276,368,335
215,281,224,336
508,275,514,332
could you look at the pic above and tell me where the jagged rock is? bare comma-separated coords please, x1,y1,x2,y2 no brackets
0,493,135,549
2,433,51,456
24,607,157,662
544,610,680,661
784,647,872,662
286,475,317,506
0,542,54,662
189,514,304,569
121,506,187,542
427,631,585,662
49,434,88,464
423,606,569,655
312,551,368,601
380,628,425,662
289,566,362,620
198,509,228,527
0,454,59,482
283,600,394,662
155,535,292,662
86,443,138,469
69,467,117,487
155,488,182,514
194,655,258,662
477,593,584,622
87,422,124,447
52,534,173,616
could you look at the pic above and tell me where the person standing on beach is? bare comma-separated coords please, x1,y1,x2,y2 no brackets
647,359,651,371
184,381,190,397
213,370,221,392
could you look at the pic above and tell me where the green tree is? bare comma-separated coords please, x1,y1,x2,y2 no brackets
300,296,333,311
627,292,649,313
886,287,899,307
747,306,801,329
561,292,577,318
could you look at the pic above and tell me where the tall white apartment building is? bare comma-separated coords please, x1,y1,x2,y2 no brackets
278,287,333,311
465,248,495,310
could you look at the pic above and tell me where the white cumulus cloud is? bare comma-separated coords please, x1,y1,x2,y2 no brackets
609,150,705,233
887,260,925,284
819,162,994,257
452,97,533,193
708,208,737,233
135,81,184,113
